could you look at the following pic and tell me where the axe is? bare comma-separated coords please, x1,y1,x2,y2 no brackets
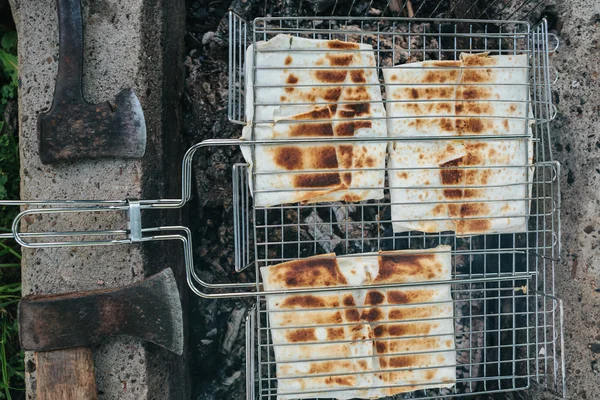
38,0,146,164
19,269,183,399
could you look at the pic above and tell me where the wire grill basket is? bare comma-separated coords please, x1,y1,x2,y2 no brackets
0,6,564,400
230,13,564,399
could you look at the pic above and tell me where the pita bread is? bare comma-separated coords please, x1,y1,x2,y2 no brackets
260,245,455,398
383,53,534,234
242,35,387,206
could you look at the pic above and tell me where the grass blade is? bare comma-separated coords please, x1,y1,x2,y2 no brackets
0,242,20,260
1,315,12,400
0,299,19,308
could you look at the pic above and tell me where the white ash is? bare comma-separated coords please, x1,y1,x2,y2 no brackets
331,202,381,253
440,285,485,397
331,202,357,235
220,306,247,354
206,328,218,338
304,210,342,253
455,288,485,382
222,370,242,386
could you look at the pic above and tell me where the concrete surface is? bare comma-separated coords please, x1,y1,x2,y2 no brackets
550,0,600,399
8,0,187,399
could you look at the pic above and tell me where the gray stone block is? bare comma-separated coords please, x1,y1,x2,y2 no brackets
7,0,187,398
551,1,600,399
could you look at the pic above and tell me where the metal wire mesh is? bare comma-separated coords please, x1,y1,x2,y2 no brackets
228,14,558,126
230,16,559,268
228,13,564,399
246,284,564,399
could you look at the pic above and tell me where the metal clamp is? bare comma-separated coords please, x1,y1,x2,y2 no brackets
127,199,142,242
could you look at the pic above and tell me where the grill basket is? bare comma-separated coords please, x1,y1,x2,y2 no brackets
229,13,563,399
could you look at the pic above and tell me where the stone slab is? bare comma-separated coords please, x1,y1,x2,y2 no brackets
8,0,187,398
549,0,600,399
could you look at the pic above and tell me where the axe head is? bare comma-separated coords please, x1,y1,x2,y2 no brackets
38,88,147,164
19,268,183,355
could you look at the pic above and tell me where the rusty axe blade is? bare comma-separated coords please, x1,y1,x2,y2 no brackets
19,268,183,355
38,0,146,164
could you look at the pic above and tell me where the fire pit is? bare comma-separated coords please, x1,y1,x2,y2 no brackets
208,11,561,399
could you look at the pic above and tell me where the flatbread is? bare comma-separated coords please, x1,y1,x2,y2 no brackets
440,140,532,234
363,251,455,395
260,245,455,399
388,140,462,232
383,53,534,235
242,35,387,206
261,255,375,399
382,59,462,138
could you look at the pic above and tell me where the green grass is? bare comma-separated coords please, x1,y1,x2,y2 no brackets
0,24,23,400
0,247,23,400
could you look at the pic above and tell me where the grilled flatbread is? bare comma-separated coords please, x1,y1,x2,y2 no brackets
363,251,455,394
242,35,387,206
261,255,374,399
383,59,462,138
440,139,532,234
383,53,534,235
260,245,455,399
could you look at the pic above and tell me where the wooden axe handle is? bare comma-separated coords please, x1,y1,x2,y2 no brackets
36,347,98,400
